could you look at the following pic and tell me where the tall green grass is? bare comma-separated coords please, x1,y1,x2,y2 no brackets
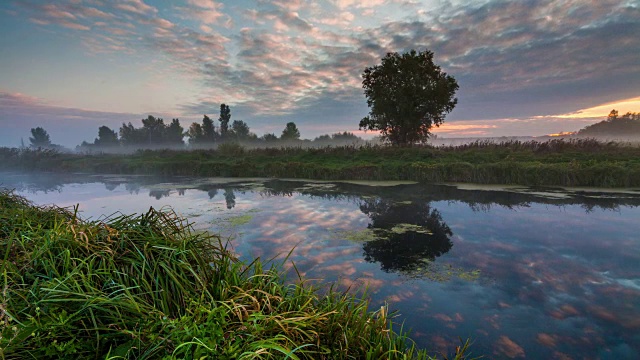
0,189,473,359
4,138,637,187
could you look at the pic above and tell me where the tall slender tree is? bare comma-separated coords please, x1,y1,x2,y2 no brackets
219,104,231,139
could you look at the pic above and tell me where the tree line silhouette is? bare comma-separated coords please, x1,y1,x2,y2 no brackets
23,103,364,151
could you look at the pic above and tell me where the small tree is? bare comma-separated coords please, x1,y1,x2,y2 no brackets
359,49,459,146
261,133,279,142
281,122,300,140
94,126,119,147
29,127,52,148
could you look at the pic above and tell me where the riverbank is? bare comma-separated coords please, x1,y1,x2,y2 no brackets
2,139,640,187
0,189,473,359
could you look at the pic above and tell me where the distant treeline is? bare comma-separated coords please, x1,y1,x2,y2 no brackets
24,103,365,151
577,109,640,137
4,138,640,188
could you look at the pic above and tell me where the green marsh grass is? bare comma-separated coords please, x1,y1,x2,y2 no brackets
0,189,474,359
4,138,636,186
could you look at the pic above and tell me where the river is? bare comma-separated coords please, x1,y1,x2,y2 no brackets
2,171,639,359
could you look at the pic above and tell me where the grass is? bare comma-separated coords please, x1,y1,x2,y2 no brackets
0,189,474,359
4,138,639,187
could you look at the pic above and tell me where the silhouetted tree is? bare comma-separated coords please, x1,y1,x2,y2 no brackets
165,119,185,145
332,132,360,141
314,134,331,142
187,122,204,144
261,133,279,142
359,49,459,145
29,127,52,148
119,122,145,146
578,109,640,137
281,122,300,140
219,104,231,139
141,115,165,144
231,120,251,140
202,115,218,142
94,126,119,147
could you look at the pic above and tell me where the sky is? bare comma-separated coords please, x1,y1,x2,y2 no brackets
1,0,639,147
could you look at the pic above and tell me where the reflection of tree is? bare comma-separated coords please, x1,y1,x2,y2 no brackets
359,198,453,273
207,189,218,199
125,183,140,195
149,189,170,200
104,182,118,191
224,189,236,209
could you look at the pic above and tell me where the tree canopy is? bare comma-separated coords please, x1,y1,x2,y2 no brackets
29,127,52,148
578,109,640,137
119,116,184,147
281,122,300,140
94,126,119,147
359,49,459,146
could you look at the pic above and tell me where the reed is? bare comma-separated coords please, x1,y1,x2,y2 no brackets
3,138,639,187
0,190,473,359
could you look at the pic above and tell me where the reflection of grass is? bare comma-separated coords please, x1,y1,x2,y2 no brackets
1,189,475,359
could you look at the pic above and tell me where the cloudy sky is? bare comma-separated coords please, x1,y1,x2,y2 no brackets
1,0,639,147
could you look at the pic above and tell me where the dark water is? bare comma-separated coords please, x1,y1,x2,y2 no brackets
2,172,640,359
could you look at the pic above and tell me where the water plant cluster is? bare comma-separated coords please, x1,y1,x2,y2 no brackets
2,138,640,187
0,189,472,359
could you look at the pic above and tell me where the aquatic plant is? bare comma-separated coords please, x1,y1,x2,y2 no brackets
0,189,474,359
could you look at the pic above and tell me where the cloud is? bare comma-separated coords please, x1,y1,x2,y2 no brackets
0,91,144,147
5,0,639,138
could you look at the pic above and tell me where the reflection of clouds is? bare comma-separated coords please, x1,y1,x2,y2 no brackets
493,336,525,359
8,176,640,359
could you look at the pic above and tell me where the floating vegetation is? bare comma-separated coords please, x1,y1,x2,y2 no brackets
335,228,383,242
390,223,432,234
403,262,482,282
0,189,474,359
226,213,253,226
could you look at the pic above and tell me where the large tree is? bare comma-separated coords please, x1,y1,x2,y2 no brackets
359,49,459,146
29,127,52,148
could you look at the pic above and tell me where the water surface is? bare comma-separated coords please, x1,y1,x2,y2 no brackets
2,172,640,359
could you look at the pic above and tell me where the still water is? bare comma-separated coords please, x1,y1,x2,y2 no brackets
2,172,640,359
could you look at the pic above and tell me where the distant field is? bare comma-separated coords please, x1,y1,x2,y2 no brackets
2,139,640,187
